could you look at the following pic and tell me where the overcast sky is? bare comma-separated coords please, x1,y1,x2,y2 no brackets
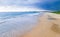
0,0,59,12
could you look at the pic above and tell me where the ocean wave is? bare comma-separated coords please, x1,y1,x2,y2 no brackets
0,12,40,36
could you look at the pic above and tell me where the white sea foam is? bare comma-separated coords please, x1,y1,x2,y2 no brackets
0,12,40,37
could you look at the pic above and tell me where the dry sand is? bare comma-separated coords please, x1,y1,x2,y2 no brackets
21,13,60,37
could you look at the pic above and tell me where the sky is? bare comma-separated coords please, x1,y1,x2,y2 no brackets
0,0,60,12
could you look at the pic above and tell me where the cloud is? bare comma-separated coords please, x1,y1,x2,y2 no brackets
0,0,58,5
0,0,59,6
0,0,43,12
0,6,43,12
0,0,40,6
0,0,59,11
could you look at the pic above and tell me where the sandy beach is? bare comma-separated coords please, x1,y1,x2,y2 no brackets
21,13,60,37
1,13,60,37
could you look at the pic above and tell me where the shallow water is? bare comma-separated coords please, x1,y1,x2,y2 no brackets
0,12,45,36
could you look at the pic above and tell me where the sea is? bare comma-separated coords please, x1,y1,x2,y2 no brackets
0,12,45,37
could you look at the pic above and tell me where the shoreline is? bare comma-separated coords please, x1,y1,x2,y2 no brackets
21,13,60,37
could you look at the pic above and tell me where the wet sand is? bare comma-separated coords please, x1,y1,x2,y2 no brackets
21,13,60,37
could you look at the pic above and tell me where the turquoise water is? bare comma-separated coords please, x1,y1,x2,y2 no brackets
0,12,40,20
0,12,39,17
0,12,42,36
